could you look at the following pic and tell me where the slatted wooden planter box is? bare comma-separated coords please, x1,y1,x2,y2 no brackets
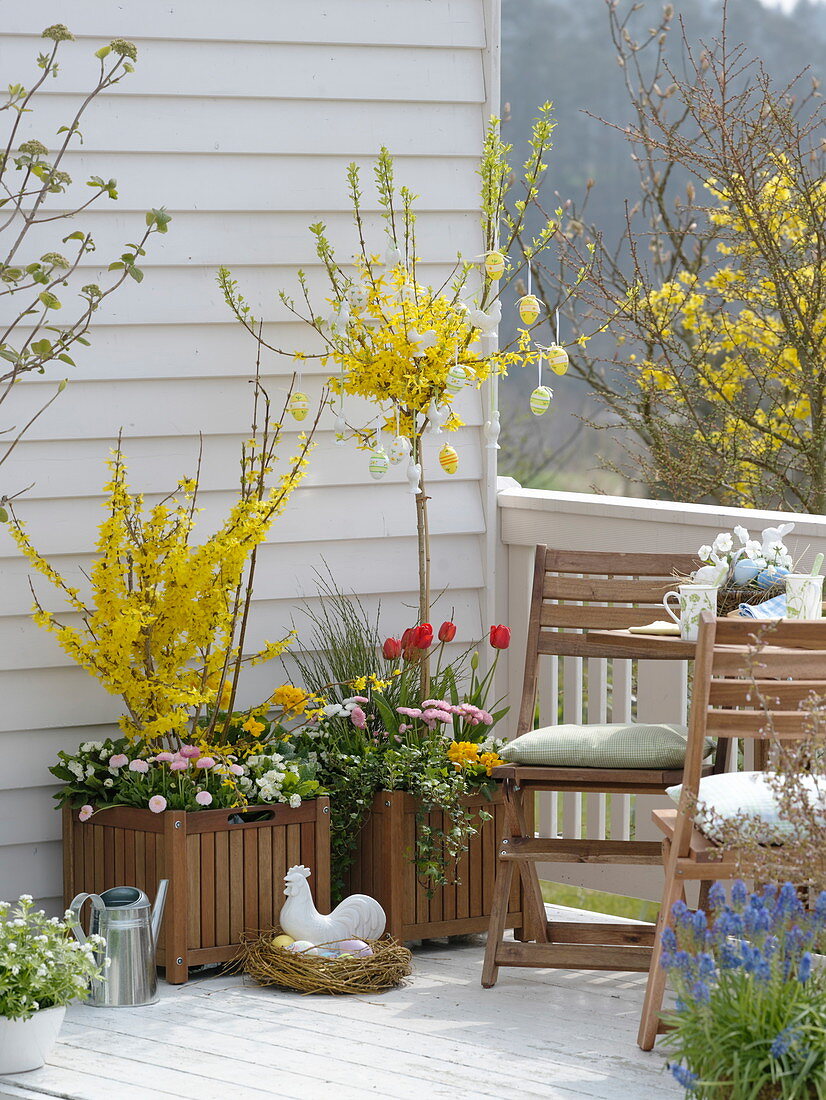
62,798,330,984
343,789,528,942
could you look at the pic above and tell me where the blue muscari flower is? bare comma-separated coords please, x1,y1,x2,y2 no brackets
799,952,812,983
662,927,677,952
692,910,707,936
673,949,693,977
814,891,826,924
744,905,771,935
714,908,743,938
707,881,727,911
661,950,675,970
775,882,802,919
697,952,716,979
720,943,742,970
770,1026,802,1060
763,935,780,959
731,880,748,909
669,1063,698,1091
672,899,691,927
690,979,711,1004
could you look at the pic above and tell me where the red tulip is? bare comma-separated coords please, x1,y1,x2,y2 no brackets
382,636,402,660
489,624,511,650
438,620,457,643
411,623,433,649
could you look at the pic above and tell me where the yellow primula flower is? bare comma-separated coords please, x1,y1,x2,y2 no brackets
271,684,311,715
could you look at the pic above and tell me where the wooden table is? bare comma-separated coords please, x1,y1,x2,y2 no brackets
587,628,696,659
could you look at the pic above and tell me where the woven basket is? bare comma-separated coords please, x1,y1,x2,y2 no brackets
234,927,413,995
716,582,784,617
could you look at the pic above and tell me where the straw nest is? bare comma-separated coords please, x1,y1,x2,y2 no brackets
235,928,413,995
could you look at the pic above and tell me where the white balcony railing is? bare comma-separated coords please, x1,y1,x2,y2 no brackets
495,478,826,901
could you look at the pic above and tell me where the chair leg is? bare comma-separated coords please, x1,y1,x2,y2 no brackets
638,841,682,1052
503,781,548,944
482,857,515,988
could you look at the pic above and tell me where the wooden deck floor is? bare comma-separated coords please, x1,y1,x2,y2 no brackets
0,911,680,1100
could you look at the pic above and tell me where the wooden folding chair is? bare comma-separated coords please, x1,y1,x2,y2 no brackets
483,544,713,988
637,613,826,1050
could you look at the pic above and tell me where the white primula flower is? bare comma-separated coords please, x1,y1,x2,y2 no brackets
104,778,114,788
712,532,733,554
322,704,345,718
289,794,301,809
68,761,84,779
86,764,96,778
698,544,713,562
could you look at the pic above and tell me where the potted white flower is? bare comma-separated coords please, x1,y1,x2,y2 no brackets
0,895,105,1074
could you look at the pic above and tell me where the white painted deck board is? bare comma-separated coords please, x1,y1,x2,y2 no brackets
1,918,679,1100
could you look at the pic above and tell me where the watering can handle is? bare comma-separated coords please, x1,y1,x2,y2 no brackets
68,891,104,945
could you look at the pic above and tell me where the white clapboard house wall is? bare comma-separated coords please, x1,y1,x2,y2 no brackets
0,0,501,910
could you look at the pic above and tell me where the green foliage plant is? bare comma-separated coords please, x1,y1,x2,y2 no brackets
0,894,105,1020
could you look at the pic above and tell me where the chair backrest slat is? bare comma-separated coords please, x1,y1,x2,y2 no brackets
519,544,698,735
675,612,826,857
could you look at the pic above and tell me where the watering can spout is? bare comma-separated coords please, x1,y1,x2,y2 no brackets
151,879,168,945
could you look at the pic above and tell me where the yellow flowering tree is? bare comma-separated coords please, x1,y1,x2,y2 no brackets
9,381,319,746
220,113,567,693
522,1,826,511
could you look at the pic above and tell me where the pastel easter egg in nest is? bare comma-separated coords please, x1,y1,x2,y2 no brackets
529,385,553,416
368,449,389,481
439,443,459,475
332,939,373,958
289,392,310,421
732,558,761,586
484,250,505,280
547,344,569,375
445,363,469,395
518,294,541,326
286,940,316,954
271,933,295,949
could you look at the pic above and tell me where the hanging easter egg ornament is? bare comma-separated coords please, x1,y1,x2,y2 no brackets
368,448,389,481
439,443,459,475
445,363,468,394
334,413,347,446
530,386,553,416
289,392,310,421
483,251,505,280
547,344,569,376
388,436,411,465
518,294,541,326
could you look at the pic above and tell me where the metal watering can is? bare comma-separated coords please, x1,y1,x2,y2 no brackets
69,881,168,1007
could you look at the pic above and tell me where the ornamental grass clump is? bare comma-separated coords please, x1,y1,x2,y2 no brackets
0,895,105,1020
662,882,826,1099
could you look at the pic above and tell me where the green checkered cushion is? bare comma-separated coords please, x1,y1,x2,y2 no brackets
500,722,695,769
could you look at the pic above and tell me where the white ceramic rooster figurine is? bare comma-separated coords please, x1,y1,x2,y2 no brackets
280,865,386,945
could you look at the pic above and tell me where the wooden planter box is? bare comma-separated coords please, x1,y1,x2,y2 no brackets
62,798,330,984
343,789,528,942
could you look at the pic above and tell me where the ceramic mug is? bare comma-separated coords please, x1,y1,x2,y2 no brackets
784,574,824,620
663,584,719,641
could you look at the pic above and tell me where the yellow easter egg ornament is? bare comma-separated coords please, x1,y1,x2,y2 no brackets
289,392,310,421
529,386,553,416
547,344,569,375
272,934,295,949
439,443,459,475
518,294,541,326
484,251,505,280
